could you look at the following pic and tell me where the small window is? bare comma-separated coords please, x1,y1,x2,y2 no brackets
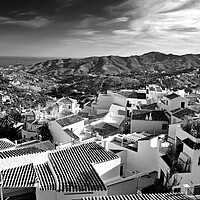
162,124,168,130
198,157,200,165
69,105,71,109
194,185,200,195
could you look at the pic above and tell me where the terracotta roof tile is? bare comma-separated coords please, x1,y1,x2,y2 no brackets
83,193,191,200
48,142,118,192
0,139,15,150
35,162,56,191
0,146,45,159
1,163,36,188
56,115,83,127
166,93,180,99
172,108,196,120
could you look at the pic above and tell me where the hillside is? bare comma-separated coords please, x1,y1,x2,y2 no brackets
21,52,200,76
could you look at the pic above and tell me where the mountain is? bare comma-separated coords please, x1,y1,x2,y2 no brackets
20,52,200,75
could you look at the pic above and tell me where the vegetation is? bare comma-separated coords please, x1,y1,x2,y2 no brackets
181,117,200,137
0,115,22,141
37,123,52,142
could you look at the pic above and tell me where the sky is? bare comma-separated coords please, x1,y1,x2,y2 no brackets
0,0,200,58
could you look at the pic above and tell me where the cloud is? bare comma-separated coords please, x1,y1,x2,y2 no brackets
0,15,54,28
159,0,199,13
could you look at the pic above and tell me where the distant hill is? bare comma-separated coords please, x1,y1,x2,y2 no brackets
21,52,200,75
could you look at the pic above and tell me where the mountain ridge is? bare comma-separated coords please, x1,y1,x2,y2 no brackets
19,52,200,75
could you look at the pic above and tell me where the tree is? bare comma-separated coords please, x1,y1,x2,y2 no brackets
37,123,52,142
0,115,21,141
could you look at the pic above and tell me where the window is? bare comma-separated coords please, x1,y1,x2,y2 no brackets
198,157,200,165
194,185,200,195
120,165,124,176
162,124,168,130
69,105,71,109
181,102,185,108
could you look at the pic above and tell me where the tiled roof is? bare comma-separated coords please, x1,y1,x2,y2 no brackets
78,112,89,118
128,92,146,99
166,93,180,99
83,193,191,200
25,140,55,151
132,110,169,121
58,97,72,104
1,163,36,188
64,129,80,141
35,162,56,191
0,139,15,150
140,103,159,110
0,146,45,159
48,142,118,192
56,114,83,127
172,108,196,120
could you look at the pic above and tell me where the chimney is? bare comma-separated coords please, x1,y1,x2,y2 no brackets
15,140,17,147
149,112,152,120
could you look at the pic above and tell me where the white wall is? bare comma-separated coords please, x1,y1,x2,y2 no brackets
65,120,84,136
108,138,160,176
126,98,147,107
168,123,179,144
95,94,113,110
136,140,159,172
108,92,126,107
36,189,57,200
161,96,189,112
48,121,72,144
93,158,121,183
131,120,168,135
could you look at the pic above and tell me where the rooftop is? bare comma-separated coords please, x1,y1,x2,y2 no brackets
132,110,169,121
35,162,56,191
1,163,36,188
128,92,146,99
165,93,180,100
0,138,15,150
48,142,118,192
140,103,159,110
82,193,191,200
56,114,83,127
57,96,73,104
64,128,80,141
0,146,45,159
172,108,196,120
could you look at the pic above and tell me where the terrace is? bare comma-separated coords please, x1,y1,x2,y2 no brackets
110,133,147,152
